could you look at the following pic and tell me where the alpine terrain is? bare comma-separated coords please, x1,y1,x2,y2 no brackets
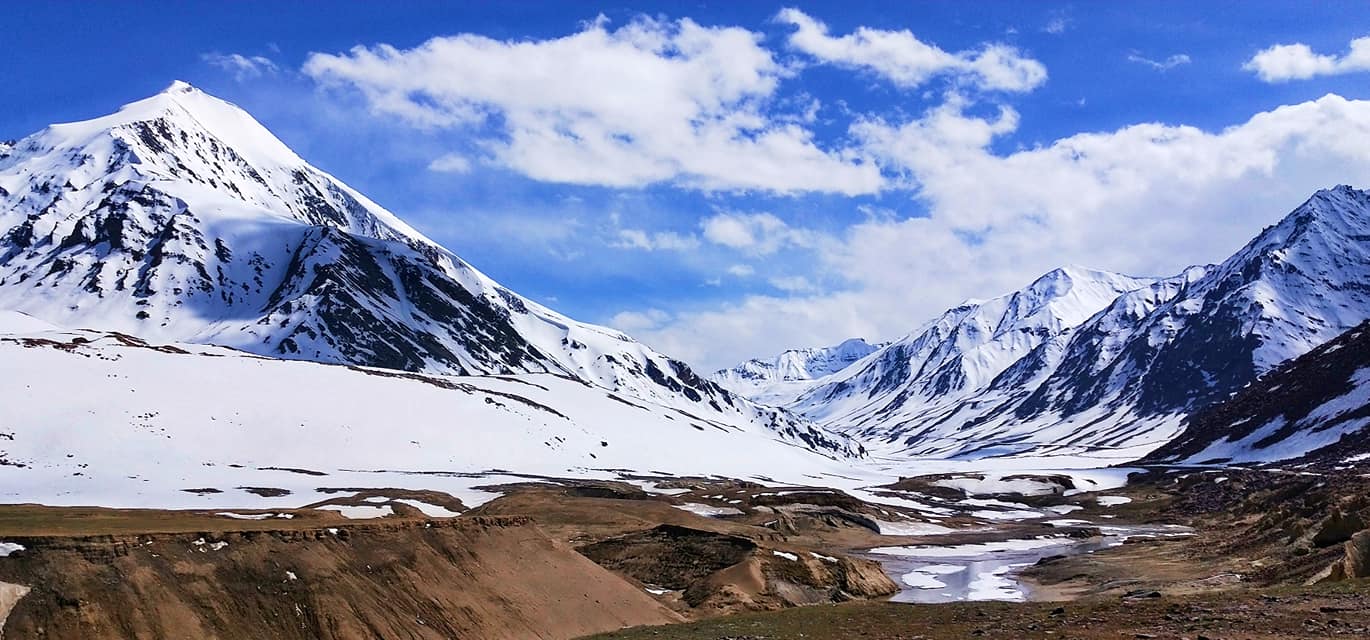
10,5,1370,639
0,82,863,510
709,337,883,406
721,186,1370,464
1143,317,1370,469
3,86,1370,640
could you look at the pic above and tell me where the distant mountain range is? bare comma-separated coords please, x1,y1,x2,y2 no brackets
709,338,884,406
717,186,1370,464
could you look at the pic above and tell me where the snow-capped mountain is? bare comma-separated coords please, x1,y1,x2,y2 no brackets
1141,319,1370,468
787,267,1154,445
788,186,1370,462
710,338,883,406
0,82,856,457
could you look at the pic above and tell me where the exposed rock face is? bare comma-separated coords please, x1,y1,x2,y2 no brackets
0,517,680,639
1143,468,1370,586
1310,530,1370,584
0,581,28,635
1313,509,1367,548
1144,318,1370,468
577,524,896,616
578,524,759,592
1343,530,1370,579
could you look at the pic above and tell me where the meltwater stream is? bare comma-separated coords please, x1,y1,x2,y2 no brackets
867,523,1192,603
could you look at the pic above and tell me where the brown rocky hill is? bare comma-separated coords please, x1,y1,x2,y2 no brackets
0,516,679,639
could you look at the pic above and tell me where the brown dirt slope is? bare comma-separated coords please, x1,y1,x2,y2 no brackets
0,516,680,640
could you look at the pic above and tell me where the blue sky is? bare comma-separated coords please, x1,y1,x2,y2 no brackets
6,1,1370,369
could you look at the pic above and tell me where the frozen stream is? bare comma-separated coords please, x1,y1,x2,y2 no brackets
868,523,1192,603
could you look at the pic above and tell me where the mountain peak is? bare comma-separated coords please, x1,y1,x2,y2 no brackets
710,337,883,404
1317,183,1359,196
834,337,874,351
1035,264,1134,286
6,82,433,247
1,84,861,460
999,265,1152,328
162,79,199,95
37,82,295,164
1299,184,1370,218
1240,183,1370,262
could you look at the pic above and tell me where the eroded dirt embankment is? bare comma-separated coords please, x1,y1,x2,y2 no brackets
0,516,680,640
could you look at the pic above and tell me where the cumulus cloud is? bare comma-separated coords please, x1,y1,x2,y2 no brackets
629,94,1370,370
700,211,823,255
1128,53,1192,71
303,16,882,194
1245,36,1370,82
776,8,1046,92
294,11,1370,372
202,53,278,81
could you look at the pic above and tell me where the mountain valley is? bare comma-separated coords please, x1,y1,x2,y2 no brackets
1,83,1369,640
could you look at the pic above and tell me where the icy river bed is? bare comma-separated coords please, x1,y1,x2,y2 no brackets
867,523,1193,603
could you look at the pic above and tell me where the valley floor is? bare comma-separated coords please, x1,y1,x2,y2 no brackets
0,466,1367,639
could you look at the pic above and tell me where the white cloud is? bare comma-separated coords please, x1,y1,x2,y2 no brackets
613,229,700,251
768,275,816,292
1245,37,1370,82
1127,53,1192,71
1043,17,1069,35
202,53,279,81
631,94,1370,371
700,211,822,255
609,308,671,333
304,16,882,194
292,12,1370,373
427,153,472,173
776,8,1046,92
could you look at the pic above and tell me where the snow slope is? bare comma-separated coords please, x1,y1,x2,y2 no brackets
710,338,883,406
0,325,863,509
0,82,854,457
788,187,1370,461
1144,319,1370,468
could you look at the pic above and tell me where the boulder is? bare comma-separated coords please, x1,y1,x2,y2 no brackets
1309,529,1370,583
1312,509,1365,547
1342,530,1370,578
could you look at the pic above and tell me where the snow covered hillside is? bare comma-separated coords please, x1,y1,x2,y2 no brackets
0,82,855,458
710,338,883,406
0,318,865,509
773,187,1370,462
1143,319,1370,468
